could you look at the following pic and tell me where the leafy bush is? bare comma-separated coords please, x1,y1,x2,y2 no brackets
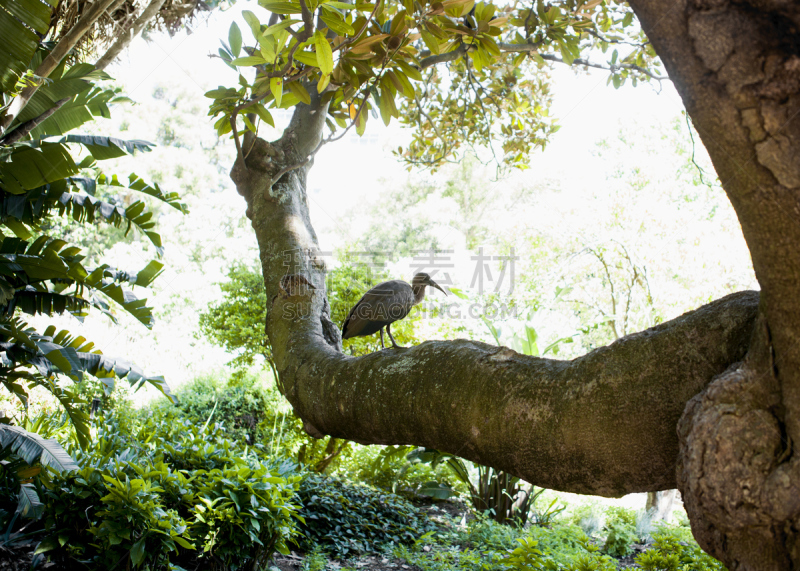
635,523,726,571
602,518,636,557
601,506,637,557
38,407,301,569
170,371,275,445
296,473,436,557
503,537,544,570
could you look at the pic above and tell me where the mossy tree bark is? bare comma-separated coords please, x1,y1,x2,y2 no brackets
231,1,800,567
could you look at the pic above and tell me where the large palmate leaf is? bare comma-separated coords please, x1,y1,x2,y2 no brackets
0,142,78,193
28,87,121,138
0,237,160,328
11,60,111,129
0,424,78,472
0,0,55,93
97,172,189,213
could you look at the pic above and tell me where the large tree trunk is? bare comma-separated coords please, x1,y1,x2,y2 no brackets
628,0,800,568
231,1,800,568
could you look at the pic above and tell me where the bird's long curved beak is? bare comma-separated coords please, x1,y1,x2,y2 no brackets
427,278,447,296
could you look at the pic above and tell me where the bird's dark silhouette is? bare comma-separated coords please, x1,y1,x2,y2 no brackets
341,272,447,349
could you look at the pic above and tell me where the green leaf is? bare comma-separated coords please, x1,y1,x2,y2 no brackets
322,0,357,9
0,424,78,472
231,55,268,66
34,536,60,555
242,10,262,39
259,0,303,14
130,537,146,566
17,483,43,519
0,143,77,191
262,18,301,36
317,73,331,93
229,22,243,57
314,30,334,75
420,29,440,55
292,50,319,67
270,77,283,107
286,81,311,105
253,104,275,127
320,12,355,36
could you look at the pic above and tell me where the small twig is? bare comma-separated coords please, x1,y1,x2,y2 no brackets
684,111,711,187
333,0,382,54
585,28,650,49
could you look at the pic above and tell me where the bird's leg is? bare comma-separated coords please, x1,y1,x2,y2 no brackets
379,328,386,349
386,324,404,349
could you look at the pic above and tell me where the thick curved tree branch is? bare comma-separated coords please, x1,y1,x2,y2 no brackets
232,138,759,497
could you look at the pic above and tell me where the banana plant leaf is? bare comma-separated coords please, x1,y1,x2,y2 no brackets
0,0,55,93
0,424,78,472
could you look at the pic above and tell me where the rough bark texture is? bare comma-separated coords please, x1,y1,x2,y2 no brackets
628,0,800,568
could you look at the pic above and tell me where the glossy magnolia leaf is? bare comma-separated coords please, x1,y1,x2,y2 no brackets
270,77,283,107
322,0,358,10
320,11,355,36
241,9,262,38
229,22,243,57
314,30,334,75
258,0,302,14
292,50,319,67
286,81,311,105
0,424,78,473
253,104,275,127
231,55,268,67
262,18,300,36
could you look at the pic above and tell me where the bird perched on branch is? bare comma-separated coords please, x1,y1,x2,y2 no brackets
341,272,447,349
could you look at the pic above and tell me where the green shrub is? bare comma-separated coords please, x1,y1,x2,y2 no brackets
171,372,275,445
602,518,636,557
38,407,302,569
296,473,436,557
601,506,637,557
635,523,726,571
564,552,619,571
466,516,523,551
503,537,545,570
